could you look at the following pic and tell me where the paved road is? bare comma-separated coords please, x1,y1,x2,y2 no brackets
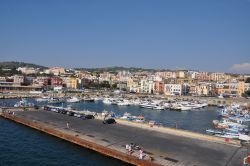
15,110,245,166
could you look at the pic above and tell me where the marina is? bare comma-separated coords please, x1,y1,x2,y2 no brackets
1,97,219,133
1,97,249,165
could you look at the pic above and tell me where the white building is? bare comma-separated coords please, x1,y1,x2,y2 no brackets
13,75,24,85
140,79,154,94
17,67,38,75
164,84,183,96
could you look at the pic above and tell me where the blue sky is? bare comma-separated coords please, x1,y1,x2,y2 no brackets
0,0,249,73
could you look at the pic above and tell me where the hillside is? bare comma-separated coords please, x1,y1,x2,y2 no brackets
0,61,47,70
76,66,161,73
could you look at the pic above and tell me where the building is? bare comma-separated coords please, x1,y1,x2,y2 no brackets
33,77,49,87
211,72,226,82
61,77,78,89
45,67,65,75
215,81,245,96
190,83,215,96
164,84,183,96
196,72,212,81
49,77,63,87
154,81,165,94
155,71,176,79
13,75,24,85
140,79,154,94
176,70,187,78
70,77,78,89
17,67,38,75
0,77,6,82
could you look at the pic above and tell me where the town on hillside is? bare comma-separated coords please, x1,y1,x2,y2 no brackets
0,63,249,98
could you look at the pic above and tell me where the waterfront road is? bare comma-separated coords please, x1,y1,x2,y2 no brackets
13,110,245,166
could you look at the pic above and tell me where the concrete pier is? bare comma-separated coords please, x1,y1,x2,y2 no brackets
0,109,246,166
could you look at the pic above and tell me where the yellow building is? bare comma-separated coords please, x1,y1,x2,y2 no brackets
238,81,245,96
216,82,245,96
70,77,77,89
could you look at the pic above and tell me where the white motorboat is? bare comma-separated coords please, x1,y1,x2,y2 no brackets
35,96,49,102
103,98,112,104
66,97,81,103
139,102,155,109
153,105,165,110
116,100,130,106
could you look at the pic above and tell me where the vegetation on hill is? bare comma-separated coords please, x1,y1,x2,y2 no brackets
0,61,47,76
0,61,47,70
75,66,163,73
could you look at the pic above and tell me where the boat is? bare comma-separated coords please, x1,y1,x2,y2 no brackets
153,105,165,110
14,99,34,107
206,129,223,135
116,100,130,106
48,98,64,104
139,102,155,109
103,98,112,104
35,96,49,102
66,97,81,103
215,133,239,139
120,112,131,120
83,97,95,102
135,116,145,123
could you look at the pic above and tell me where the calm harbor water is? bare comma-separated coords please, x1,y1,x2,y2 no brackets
0,98,220,133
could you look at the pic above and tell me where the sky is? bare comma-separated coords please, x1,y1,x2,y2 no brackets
0,0,249,73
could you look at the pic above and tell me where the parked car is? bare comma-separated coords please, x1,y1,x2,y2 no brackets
85,114,95,119
103,118,116,124
67,111,74,116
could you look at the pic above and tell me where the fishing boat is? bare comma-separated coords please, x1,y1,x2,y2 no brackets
135,116,145,123
120,112,131,120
